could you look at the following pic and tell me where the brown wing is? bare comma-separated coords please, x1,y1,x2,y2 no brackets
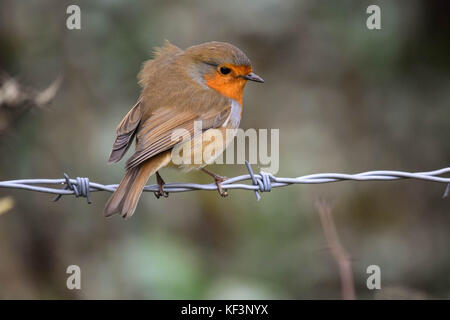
125,105,231,170
108,100,142,163
108,41,182,163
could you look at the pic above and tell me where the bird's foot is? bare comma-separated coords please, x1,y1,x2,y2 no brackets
201,168,228,197
215,175,228,197
154,171,169,199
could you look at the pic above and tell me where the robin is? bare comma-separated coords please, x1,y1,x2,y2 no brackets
104,41,264,218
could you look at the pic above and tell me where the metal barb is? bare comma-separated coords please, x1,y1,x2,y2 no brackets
52,174,91,204
244,161,274,201
245,160,261,201
443,184,450,199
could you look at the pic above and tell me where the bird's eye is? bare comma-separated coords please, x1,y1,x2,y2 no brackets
219,67,231,75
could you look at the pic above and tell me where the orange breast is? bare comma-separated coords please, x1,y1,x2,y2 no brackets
204,73,249,106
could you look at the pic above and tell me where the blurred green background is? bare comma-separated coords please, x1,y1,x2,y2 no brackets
0,0,449,299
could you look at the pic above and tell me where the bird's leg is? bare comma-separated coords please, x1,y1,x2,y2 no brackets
154,171,169,199
201,168,228,197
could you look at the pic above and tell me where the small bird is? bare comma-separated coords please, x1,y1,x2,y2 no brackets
104,41,264,218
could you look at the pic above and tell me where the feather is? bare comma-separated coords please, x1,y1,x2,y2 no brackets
108,101,142,163
104,151,171,218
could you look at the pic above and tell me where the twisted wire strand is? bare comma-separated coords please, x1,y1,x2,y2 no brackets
0,162,449,203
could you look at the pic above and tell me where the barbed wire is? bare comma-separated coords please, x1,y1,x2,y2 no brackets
0,161,449,203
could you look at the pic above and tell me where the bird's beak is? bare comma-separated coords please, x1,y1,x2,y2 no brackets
242,72,264,83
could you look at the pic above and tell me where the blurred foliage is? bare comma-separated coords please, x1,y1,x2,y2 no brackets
0,0,449,299
0,197,14,216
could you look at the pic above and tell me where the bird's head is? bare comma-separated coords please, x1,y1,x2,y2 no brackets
184,42,264,104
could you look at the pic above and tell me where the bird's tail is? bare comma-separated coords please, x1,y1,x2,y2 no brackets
104,151,171,218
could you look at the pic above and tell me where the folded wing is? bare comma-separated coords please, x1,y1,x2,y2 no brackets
108,100,142,163
125,104,231,170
